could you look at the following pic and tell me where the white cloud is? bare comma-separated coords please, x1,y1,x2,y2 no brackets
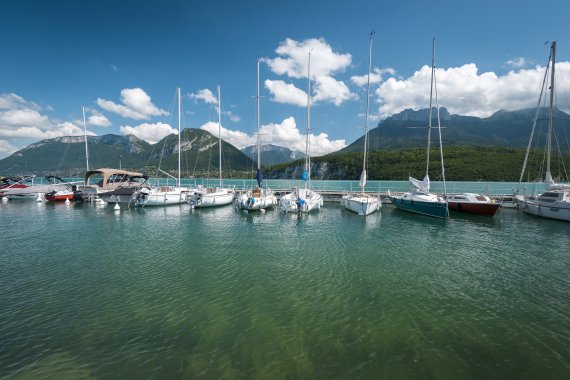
506,57,527,69
375,62,570,118
264,80,307,107
189,88,218,105
0,139,18,154
200,117,346,156
0,109,50,128
224,110,241,122
87,111,112,127
351,67,396,87
0,93,42,111
97,88,168,120
120,122,176,144
313,75,357,106
265,38,352,79
264,37,356,107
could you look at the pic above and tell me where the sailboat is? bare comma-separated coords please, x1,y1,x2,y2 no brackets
279,51,323,213
236,58,278,211
134,87,190,207
519,41,570,222
388,38,448,219
187,85,234,208
341,32,381,216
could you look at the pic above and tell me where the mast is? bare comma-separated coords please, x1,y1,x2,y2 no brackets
178,87,181,188
426,37,435,178
257,58,261,171
82,106,89,172
546,41,556,184
255,57,263,188
305,51,312,188
217,84,223,187
360,31,374,192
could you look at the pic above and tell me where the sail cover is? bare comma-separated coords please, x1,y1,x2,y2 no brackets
256,169,263,188
359,169,367,189
410,175,430,194
301,170,309,181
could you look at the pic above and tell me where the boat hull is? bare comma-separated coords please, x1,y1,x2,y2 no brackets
521,199,570,222
341,195,381,216
389,194,448,219
448,201,500,216
236,191,277,211
136,187,190,207
279,191,323,213
190,191,234,208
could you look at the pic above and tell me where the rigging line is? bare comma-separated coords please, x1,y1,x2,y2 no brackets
553,127,570,181
517,49,552,190
433,45,446,195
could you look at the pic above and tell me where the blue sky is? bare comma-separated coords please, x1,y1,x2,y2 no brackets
1,0,569,159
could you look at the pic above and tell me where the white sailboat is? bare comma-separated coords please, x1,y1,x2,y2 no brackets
341,32,381,216
236,58,278,211
279,51,323,213
387,38,448,219
188,85,234,208
519,41,570,222
135,87,190,207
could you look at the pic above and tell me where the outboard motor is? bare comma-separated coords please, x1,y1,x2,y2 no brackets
72,185,84,202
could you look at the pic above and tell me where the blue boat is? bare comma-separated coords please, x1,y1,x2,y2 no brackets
388,38,449,219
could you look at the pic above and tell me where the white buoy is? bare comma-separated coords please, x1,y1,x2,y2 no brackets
260,208,266,213
36,193,43,202
65,198,70,204
2,196,8,202
114,202,120,211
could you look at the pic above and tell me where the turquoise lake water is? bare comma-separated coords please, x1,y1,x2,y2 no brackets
1,194,569,379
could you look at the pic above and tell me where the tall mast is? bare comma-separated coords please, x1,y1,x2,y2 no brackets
257,58,261,171
426,37,436,177
305,51,312,188
363,32,374,186
82,106,89,172
217,84,223,187
178,87,181,187
546,41,556,183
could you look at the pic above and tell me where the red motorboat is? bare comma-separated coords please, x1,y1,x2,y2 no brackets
447,193,501,216
43,176,83,202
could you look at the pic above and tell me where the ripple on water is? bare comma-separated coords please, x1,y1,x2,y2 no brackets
1,202,570,378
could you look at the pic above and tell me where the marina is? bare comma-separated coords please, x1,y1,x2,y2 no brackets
1,195,569,379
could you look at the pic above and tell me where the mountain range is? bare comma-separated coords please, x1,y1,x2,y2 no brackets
1,107,567,179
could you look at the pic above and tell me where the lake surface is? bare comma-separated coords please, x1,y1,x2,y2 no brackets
1,198,569,379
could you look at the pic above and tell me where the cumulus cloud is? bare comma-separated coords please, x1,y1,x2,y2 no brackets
189,88,218,105
264,37,356,107
200,117,346,156
120,122,176,144
97,88,168,120
0,139,18,154
506,57,527,69
264,80,307,106
351,68,396,87
0,93,96,156
0,93,42,111
87,111,112,127
313,75,357,106
375,62,570,118
265,38,352,79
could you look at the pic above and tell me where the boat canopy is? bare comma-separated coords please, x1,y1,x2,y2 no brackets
84,168,147,187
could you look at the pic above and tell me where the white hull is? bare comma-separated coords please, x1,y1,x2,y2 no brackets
236,190,277,211
135,186,190,207
521,191,570,222
189,188,234,208
279,189,323,213
341,194,381,216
